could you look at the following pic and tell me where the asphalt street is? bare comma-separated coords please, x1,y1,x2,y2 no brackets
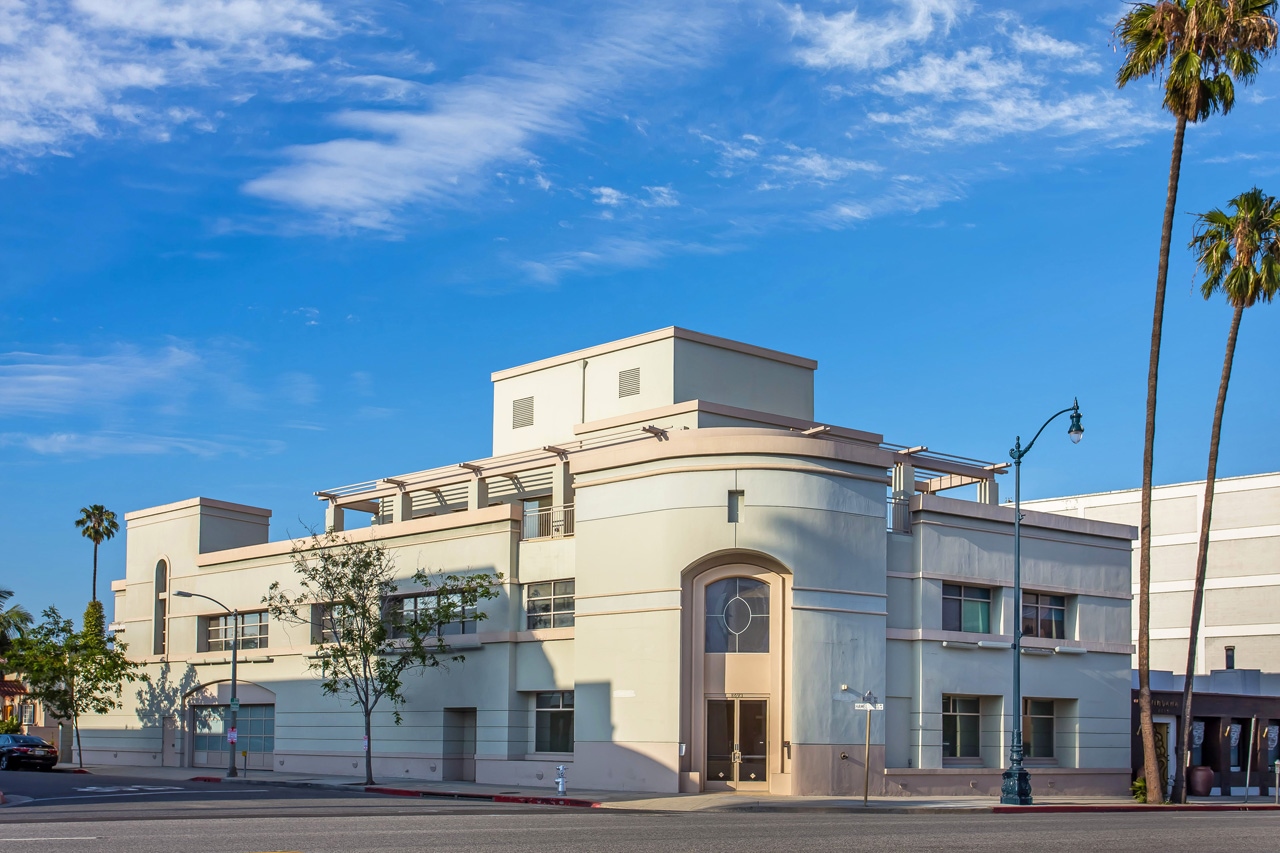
3,770,1279,852
0,809,1278,853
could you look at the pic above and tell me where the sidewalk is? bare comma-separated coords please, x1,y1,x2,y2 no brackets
37,764,1280,813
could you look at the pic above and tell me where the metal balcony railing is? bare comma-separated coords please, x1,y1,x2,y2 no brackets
887,496,911,534
522,504,575,540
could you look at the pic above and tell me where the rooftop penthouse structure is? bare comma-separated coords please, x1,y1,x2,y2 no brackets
97,328,1136,796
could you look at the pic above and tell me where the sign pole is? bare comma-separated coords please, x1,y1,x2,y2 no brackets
863,702,872,807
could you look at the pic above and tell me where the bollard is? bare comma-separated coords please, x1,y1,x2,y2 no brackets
1274,760,1278,805
555,764,567,796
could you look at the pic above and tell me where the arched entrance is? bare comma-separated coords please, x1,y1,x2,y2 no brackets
684,559,790,793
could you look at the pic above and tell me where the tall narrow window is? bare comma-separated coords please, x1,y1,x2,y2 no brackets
1023,699,1055,759
618,367,640,397
727,490,745,523
1226,646,1236,670
153,559,169,656
942,696,981,759
512,396,535,429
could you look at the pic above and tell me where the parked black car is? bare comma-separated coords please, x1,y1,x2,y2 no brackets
0,734,58,770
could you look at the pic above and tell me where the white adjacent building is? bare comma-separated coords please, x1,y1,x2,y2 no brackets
91,328,1136,796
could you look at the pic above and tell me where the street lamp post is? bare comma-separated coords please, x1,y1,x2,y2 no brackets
173,590,239,778
1000,399,1084,807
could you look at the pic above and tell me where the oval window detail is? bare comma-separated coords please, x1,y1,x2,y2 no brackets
705,577,769,653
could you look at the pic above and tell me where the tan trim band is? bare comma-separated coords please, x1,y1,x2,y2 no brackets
791,605,888,617
576,462,890,490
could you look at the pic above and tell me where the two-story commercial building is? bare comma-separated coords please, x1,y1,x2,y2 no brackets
89,327,1136,796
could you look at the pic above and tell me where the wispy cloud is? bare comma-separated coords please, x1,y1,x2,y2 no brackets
0,345,201,417
520,236,716,284
0,430,283,457
243,4,719,230
0,0,339,161
785,0,967,71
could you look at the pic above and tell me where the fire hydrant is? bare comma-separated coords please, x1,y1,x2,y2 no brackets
555,764,568,796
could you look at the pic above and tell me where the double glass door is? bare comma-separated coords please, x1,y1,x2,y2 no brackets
706,698,767,789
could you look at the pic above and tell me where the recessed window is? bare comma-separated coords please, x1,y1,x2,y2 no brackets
618,367,640,397
705,577,769,653
1023,699,1055,759
942,695,980,759
389,593,477,638
1022,592,1066,639
512,396,534,429
1226,646,1236,670
154,559,169,656
727,490,744,523
534,691,574,753
207,611,268,652
527,580,575,629
942,584,991,633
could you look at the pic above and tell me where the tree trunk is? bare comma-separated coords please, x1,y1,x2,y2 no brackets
364,707,374,786
91,541,98,603
1139,112,1188,804
1173,303,1244,802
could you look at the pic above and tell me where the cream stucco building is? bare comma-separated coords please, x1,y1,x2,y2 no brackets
90,328,1137,796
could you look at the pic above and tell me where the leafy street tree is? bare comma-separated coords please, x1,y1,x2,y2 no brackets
75,505,120,603
264,530,501,786
1173,187,1280,801
0,586,33,666
1114,0,1278,803
7,602,146,768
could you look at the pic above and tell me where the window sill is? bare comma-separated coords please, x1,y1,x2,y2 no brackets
523,752,575,761
943,758,984,767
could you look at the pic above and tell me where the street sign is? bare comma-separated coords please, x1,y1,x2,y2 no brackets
229,698,240,712
854,703,884,711
227,727,238,744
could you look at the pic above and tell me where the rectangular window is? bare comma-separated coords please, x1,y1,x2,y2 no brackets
389,593,477,638
1021,592,1066,640
727,490,744,523
534,691,574,753
527,580,575,629
512,396,534,429
1226,646,1236,670
21,704,35,725
942,584,991,633
312,604,341,644
1023,699,1055,759
942,695,981,759
207,611,268,652
618,367,640,397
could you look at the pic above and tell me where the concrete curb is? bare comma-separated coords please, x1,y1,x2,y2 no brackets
993,803,1280,814
194,775,603,808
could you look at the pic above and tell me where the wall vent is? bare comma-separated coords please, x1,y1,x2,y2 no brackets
512,396,535,429
618,367,640,398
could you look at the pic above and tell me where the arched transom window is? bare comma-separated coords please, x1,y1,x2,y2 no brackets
705,577,769,653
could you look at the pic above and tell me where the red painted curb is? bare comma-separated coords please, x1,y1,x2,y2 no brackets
1,790,6,805
190,776,223,783
493,794,601,808
70,768,91,774
360,785,599,808
994,804,1280,814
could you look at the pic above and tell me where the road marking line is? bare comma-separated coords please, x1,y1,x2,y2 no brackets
0,838,102,842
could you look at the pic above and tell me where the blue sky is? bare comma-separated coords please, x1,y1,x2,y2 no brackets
2,0,1278,622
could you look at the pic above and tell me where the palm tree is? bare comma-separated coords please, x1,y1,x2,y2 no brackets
1114,0,1277,804
0,586,33,667
1174,188,1280,801
75,505,119,603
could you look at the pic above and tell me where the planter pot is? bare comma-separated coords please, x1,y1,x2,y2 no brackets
1187,765,1215,797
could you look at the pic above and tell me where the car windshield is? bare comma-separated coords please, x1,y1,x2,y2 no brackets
10,736,50,746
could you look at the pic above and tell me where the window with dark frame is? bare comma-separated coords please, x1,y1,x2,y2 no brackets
535,691,574,752
388,592,477,638
1022,592,1066,640
1226,646,1236,670
942,584,991,633
1023,698,1055,759
527,580,575,629
207,611,268,652
942,695,981,759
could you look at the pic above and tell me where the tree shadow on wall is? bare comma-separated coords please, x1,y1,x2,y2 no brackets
135,661,200,728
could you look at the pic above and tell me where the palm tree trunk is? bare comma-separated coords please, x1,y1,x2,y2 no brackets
1139,112,1188,804
91,541,98,603
1173,302,1244,802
